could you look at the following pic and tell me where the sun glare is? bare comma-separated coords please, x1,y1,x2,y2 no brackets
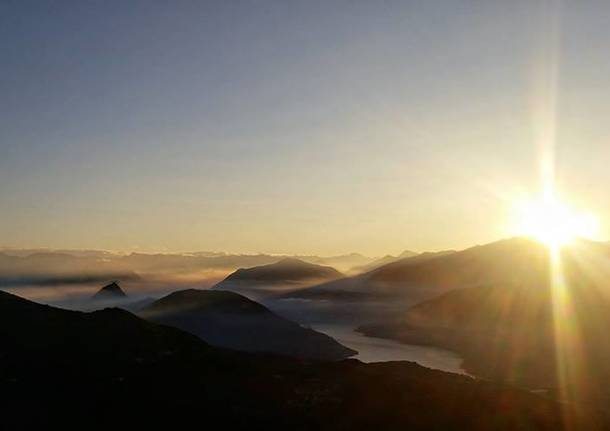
513,196,599,248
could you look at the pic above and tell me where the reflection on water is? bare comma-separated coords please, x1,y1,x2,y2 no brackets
312,323,467,375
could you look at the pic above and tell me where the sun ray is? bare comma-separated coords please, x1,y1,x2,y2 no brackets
525,3,594,426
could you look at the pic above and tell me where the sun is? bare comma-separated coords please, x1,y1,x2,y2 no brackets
513,196,599,248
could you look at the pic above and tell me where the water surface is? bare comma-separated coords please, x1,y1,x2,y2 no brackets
312,323,467,375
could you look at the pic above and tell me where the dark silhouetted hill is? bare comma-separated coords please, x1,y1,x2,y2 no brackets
91,281,127,300
140,289,355,360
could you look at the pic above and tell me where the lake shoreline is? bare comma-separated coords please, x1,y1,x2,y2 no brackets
311,323,467,375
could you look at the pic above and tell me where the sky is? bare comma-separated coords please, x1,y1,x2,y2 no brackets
1,1,610,256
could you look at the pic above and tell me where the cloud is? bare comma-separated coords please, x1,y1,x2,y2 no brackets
0,272,141,287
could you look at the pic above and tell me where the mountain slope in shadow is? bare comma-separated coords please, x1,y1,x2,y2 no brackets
139,289,356,360
358,239,610,410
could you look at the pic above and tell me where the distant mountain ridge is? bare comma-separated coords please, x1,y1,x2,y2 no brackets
212,258,343,298
219,258,342,283
286,247,461,303
0,249,372,288
349,250,419,274
286,238,610,304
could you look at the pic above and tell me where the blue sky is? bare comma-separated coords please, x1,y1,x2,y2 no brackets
2,1,609,254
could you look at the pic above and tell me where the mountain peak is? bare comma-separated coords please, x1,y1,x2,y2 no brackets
92,281,127,300
276,257,308,266
398,250,418,258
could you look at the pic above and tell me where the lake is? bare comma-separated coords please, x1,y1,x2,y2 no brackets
312,323,467,375
268,298,467,374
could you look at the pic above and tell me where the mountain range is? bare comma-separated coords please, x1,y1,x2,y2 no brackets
286,239,551,303
214,236,610,411
6,236,610,421
0,249,381,296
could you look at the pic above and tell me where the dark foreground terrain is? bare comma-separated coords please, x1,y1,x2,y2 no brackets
0,290,606,430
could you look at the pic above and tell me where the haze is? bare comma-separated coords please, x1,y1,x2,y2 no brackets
2,1,609,255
